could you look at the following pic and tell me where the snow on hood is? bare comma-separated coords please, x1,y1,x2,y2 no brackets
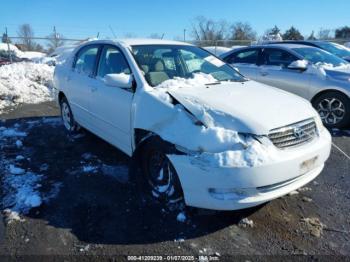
166,79,316,135
137,73,315,168
307,62,350,79
0,62,55,112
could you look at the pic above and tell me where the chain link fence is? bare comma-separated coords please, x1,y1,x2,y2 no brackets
1,36,350,63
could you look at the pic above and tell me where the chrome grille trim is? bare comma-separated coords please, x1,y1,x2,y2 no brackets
268,118,318,149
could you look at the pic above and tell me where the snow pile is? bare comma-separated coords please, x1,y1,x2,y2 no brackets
1,128,27,137
258,32,283,43
176,211,187,223
156,73,217,89
194,137,271,168
19,51,46,61
153,104,244,153
204,46,232,56
315,62,350,71
0,43,20,56
49,45,76,65
238,217,254,228
2,209,25,223
3,168,43,214
289,59,308,69
0,62,54,112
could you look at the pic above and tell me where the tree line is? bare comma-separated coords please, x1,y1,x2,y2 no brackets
191,16,350,44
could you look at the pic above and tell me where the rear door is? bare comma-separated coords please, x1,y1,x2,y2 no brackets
67,44,100,127
88,45,134,155
223,48,261,80
257,48,311,98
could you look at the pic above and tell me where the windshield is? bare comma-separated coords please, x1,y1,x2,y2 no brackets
131,45,245,87
316,42,350,59
292,47,349,67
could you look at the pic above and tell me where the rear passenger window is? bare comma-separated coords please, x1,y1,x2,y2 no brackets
226,49,259,64
97,46,131,78
263,49,298,67
74,45,99,76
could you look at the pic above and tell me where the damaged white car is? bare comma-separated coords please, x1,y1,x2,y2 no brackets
54,39,331,210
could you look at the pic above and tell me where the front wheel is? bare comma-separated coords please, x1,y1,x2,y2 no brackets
141,139,184,205
313,92,350,128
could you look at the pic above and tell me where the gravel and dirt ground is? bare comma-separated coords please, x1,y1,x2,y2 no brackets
0,102,350,261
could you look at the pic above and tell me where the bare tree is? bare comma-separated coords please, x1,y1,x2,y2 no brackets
318,28,333,40
47,27,64,53
229,22,256,41
307,31,317,40
192,16,227,46
17,24,35,51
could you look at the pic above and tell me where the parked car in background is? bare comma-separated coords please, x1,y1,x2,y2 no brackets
0,55,11,66
266,40,350,62
221,44,350,128
0,50,29,66
54,39,331,210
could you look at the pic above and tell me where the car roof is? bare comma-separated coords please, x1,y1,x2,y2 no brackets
221,43,313,58
81,38,193,47
263,43,314,49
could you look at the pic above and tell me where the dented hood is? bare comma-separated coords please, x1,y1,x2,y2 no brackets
167,80,317,135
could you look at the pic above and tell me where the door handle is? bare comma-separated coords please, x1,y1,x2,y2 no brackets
260,71,269,76
91,86,98,92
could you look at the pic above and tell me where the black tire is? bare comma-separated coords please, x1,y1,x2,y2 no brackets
312,91,350,128
140,138,184,205
59,96,79,132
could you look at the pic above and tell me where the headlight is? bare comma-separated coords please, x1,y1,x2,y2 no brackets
315,115,325,132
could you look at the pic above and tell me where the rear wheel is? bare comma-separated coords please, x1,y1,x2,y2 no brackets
60,97,79,132
313,91,350,128
141,139,184,205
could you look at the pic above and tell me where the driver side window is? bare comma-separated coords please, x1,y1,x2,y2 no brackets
263,49,298,67
97,46,131,78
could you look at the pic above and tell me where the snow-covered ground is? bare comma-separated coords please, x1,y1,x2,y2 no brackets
0,62,55,113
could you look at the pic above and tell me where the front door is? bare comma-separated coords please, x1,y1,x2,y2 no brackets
257,48,311,98
88,45,134,155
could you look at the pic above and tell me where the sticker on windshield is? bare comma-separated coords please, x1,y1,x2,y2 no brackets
204,55,225,67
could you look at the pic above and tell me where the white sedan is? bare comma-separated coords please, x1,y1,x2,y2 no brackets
54,39,331,210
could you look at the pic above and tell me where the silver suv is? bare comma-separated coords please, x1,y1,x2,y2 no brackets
221,44,350,128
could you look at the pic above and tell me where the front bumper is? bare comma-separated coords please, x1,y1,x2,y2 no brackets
167,129,332,210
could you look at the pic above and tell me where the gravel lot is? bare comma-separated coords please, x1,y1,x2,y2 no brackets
0,102,350,260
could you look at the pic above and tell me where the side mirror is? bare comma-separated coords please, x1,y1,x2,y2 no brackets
287,60,308,71
104,73,133,88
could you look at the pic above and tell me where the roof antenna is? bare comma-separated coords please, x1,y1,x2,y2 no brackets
96,32,100,39
109,25,117,38
161,33,165,39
